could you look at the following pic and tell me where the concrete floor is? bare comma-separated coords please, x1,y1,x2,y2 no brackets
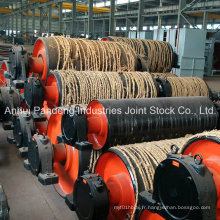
0,126,78,220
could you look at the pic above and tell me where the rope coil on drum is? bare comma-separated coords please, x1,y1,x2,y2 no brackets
166,77,210,97
107,36,174,73
57,70,157,106
43,70,210,108
51,36,138,72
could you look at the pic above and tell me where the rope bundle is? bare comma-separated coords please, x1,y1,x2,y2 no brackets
52,36,137,72
57,70,157,106
166,77,210,97
108,36,173,73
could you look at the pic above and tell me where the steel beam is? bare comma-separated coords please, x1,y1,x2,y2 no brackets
88,0,93,36
39,7,43,36
20,0,23,35
48,6,52,33
177,0,186,28
59,2,62,33
32,9,35,34
137,0,144,31
72,0,76,35
26,10,29,35
109,0,115,35
203,11,208,30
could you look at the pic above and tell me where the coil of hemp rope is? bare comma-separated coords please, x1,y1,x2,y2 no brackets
166,77,210,97
51,36,138,72
55,70,158,106
107,36,173,73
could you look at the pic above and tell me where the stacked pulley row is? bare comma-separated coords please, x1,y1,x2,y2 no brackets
0,36,141,147
0,36,220,220
23,96,220,220
0,36,179,160
0,35,153,134
17,70,212,157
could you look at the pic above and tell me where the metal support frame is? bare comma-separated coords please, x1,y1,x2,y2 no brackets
59,2,62,33
11,5,14,37
203,11,208,30
26,10,29,36
126,17,130,37
32,9,35,35
48,6,52,33
102,19,105,37
88,0,93,37
72,0,76,35
20,0,23,36
177,0,186,28
109,0,115,35
39,7,43,36
137,0,144,31
158,0,162,28
15,13,18,36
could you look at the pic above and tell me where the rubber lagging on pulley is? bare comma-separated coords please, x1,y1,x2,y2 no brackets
84,97,219,150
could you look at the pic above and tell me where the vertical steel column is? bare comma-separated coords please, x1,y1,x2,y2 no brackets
26,10,29,36
109,0,115,35
158,14,162,28
7,17,10,36
4,18,7,35
177,0,186,28
15,13,18,36
84,19,87,36
32,9,35,35
11,5,14,36
72,0,76,35
158,0,162,28
88,0,93,37
102,19,105,37
126,17,129,37
137,0,144,31
59,2,62,34
39,7,43,36
48,6,52,33
20,0,23,36
203,11,208,30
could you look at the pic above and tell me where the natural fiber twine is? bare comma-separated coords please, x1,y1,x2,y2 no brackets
108,36,173,73
166,77,210,97
57,70,157,106
151,72,177,78
51,36,137,72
